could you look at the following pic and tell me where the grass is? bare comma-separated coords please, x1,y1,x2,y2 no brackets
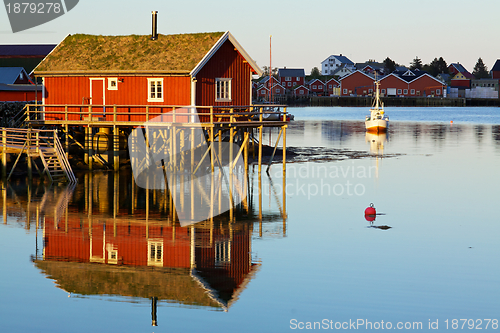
35,32,225,72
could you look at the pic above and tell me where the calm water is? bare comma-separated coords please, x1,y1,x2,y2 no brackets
1,107,500,332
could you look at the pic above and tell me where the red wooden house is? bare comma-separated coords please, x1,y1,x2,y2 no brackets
325,78,340,96
0,67,42,101
270,83,286,96
449,63,473,88
491,60,500,79
340,71,374,96
256,85,269,99
379,73,409,96
308,79,325,96
408,73,446,97
278,68,305,89
293,85,309,96
33,31,262,121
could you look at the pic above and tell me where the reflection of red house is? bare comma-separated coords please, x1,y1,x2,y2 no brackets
39,214,258,310
34,31,262,121
340,71,374,96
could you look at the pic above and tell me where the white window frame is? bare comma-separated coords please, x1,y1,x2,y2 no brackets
381,89,386,94
215,240,231,266
343,88,348,94
299,90,304,95
215,78,232,102
108,78,118,91
312,85,317,90
148,239,164,267
403,89,408,95
285,77,291,81
147,78,164,102
397,89,402,95
436,89,441,95
410,89,415,95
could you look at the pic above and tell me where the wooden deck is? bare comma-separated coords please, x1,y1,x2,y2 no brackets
10,104,289,175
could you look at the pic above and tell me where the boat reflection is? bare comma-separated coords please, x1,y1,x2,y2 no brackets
365,132,387,155
1,169,286,325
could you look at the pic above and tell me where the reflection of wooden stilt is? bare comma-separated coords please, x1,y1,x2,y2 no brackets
113,126,119,171
229,127,234,221
2,182,6,224
258,172,262,236
258,125,263,174
151,297,158,327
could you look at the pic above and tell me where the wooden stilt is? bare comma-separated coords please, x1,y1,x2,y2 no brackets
113,126,119,171
1,128,6,180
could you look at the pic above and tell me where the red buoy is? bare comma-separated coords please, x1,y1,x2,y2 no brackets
365,203,376,216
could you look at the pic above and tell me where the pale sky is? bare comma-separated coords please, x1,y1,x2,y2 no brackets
1,0,499,74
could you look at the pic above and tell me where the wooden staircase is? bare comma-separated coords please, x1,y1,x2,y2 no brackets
2,128,77,184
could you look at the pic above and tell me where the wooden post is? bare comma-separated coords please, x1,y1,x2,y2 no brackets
27,129,32,183
1,129,6,180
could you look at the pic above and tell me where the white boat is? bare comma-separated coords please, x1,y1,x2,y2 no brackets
365,80,389,133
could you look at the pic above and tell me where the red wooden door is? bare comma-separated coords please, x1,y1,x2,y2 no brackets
90,78,105,117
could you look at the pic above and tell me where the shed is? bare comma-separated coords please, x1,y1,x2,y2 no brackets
33,31,262,121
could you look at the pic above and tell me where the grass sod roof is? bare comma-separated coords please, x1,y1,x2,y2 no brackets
34,260,223,308
34,32,225,73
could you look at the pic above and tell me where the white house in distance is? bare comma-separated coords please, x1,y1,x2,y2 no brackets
321,54,355,75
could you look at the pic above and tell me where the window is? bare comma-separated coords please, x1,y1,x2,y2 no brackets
312,85,317,90
299,90,304,95
148,240,164,267
215,240,231,266
261,90,266,95
288,82,292,87
436,89,441,95
403,89,408,94
108,78,118,90
215,78,232,102
381,89,386,94
410,89,415,95
329,84,332,89
397,89,402,94
148,78,163,102
343,88,348,94
296,77,300,81
285,77,291,81
108,249,118,264
276,88,281,93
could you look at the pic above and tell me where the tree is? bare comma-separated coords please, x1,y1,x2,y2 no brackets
423,57,448,76
310,67,321,78
410,56,423,70
383,57,397,73
472,57,490,79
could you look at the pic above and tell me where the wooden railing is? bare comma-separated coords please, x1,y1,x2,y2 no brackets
22,104,290,125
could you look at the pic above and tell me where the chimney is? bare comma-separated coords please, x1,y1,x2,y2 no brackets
151,11,158,40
